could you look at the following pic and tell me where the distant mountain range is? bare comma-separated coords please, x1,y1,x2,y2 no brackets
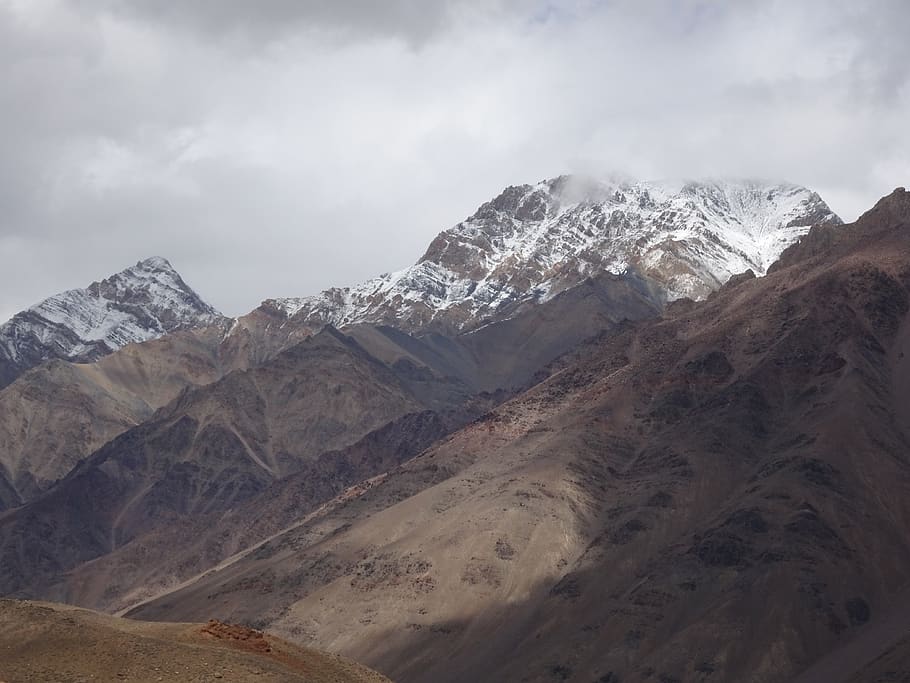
0,256,223,389
128,187,910,683
0,175,838,506
5,175,909,683
0,176,839,392
264,176,840,332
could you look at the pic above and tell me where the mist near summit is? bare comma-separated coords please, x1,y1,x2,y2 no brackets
0,0,907,320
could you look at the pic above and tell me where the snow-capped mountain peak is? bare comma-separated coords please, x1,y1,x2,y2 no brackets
0,257,222,388
264,175,840,334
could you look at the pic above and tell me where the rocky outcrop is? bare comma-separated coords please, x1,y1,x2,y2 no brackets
0,256,223,389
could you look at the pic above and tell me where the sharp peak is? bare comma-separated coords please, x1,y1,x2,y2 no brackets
105,256,186,285
856,186,910,226
26,256,185,305
130,256,176,272
871,186,910,212
502,174,814,197
93,256,217,311
467,174,825,222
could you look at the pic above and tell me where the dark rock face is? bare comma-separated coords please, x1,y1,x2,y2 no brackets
685,350,734,379
845,597,871,626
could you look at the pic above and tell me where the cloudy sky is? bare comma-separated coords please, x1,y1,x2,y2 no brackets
1,0,908,321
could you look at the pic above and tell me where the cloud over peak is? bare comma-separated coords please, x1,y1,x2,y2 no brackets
0,0,907,321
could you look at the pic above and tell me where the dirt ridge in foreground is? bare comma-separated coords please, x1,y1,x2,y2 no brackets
0,598,392,683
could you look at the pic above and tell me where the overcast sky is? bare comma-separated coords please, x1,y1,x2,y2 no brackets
1,0,908,321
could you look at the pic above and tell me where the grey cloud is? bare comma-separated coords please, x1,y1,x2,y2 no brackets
843,3,910,104
90,0,540,47
0,0,908,322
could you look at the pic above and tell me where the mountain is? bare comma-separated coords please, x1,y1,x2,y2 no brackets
260,176,840,334
0,599,391,683
0,271,662,610
0,177,833,505
127,189,910,683
0,174,851,681
0,250,663,515
0,326,441,597
0,256,223,389
0,324,231,508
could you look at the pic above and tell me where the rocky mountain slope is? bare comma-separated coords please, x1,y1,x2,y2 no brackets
0,256,223,389
127,189,910,683
0,177,833,511
0,323,234,509
0,326,440,597
0,271,661,611
262,176,840,334
0,599,391,682
0,174,855,682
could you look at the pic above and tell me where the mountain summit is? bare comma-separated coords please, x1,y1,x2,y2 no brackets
265,176,840,333
125,188,910,683
0,256,222,388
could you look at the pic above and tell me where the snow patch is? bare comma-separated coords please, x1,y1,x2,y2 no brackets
0,257,221,365
268,175,840,332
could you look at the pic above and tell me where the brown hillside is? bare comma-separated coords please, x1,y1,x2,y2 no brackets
130,189,910,682
0,598,392,683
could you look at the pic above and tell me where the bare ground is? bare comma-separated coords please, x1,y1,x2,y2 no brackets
0,599,391,683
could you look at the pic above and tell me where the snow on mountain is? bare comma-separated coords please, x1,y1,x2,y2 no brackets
264,175,841,332
0,257,222,387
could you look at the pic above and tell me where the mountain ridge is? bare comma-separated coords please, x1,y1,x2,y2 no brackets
0,175,840,393
0,268,663,603
126,188,910,683
261,175,840,334
0,598,392,683
0,175,867,683
0,256,224,389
